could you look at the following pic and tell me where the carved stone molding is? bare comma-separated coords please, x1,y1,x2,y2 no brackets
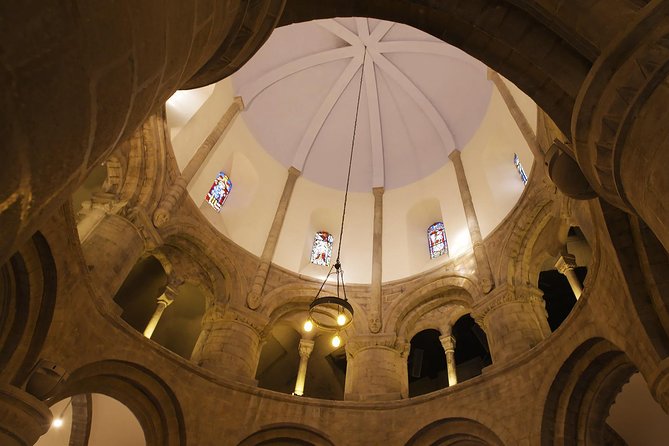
345,334,401,358
472,284,545,331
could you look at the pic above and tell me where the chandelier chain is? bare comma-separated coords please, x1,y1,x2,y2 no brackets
336,48,367,265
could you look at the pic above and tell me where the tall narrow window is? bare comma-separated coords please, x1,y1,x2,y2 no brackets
427,222,448,259
205,171,232,212
310,231,334,266
514,153,528,185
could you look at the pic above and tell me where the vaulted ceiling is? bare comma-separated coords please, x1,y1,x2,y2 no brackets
233,18,492,191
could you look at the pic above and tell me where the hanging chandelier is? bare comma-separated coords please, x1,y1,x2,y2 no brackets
304,50,368,346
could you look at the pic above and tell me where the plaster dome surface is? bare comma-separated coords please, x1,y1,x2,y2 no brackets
232,18,493,192
167,18,536,284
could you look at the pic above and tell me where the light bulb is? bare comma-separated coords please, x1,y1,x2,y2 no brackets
331,334,341,348
336,313,347,326
303,320,313,332
52,418,64,428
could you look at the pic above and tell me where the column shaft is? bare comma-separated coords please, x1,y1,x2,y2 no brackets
473,285,550,365
247,167,301,309
196,306,268,384
449,149,494,293
440,335,458,386
369,187,384,333
293,339,315,396
153,97,244,227
143,290,176,339
555,254,583,299
344,335,407,401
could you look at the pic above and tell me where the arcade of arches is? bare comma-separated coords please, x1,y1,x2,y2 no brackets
2,1,669,445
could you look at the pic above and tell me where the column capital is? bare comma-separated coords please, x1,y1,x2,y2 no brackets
298,339,315,359
223,305,270,336
372,186,385,197
346,334,400,357
287,166,301,178
232,95,244,110
555,253,578,274
439,334,456,352
448,148,462,161
472,283,544,330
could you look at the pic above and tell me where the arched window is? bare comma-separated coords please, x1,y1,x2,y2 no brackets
514,153,528,185
427,222,448,259
205,171,232,211
310,231,334,266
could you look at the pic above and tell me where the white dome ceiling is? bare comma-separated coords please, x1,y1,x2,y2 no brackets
232,18,493,192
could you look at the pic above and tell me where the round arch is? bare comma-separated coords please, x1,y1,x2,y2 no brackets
405,417,505,446
540,337,638,446
51,360,186,446
237,423,335,446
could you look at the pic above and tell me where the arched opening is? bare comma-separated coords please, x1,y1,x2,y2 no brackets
452,315,491,382
238,424,335,446
113,257,206,359
256,318,346,400
538,226,591,331
541,338,638,446
405,417,504,446
49,360,185,446
150,283,206,359
113,256,168,333
36,393,146,446
408,329,448,397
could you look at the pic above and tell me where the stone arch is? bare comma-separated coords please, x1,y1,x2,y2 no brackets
405,417,505,446
540,337,638,446
159,217,248,305
237,423,335,446
500,198,560,287
52,360,186,446
387,275,478,340
258,282,367,337
0,232,57,386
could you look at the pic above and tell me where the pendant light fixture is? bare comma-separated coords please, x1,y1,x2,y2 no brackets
306,50,368,343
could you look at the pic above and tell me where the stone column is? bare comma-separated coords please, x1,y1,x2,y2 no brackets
488,70,544,163
449,149,494,294
143,286,178,339
344,335,408,401
555,253,583,299
153,97,244,227
0,385,51,446
473,284,550,365
80,213,147,301
369,187,384,333
195,305,268,384
439,334,458,386
247,167,301,309
293,339,315,396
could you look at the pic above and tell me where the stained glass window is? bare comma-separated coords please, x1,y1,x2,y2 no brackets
310,231,334,266
514,153,528,185
205,172,232,212
427,222,448,259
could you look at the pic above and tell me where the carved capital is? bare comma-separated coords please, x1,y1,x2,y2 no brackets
439,335,456,353
472,284,544,331
555,254,577,275
223,305,269,336
345,334,399,358
298,339,315,359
